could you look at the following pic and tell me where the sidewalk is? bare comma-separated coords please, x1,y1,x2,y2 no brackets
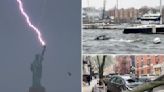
92,83,106,92
82,79,98,92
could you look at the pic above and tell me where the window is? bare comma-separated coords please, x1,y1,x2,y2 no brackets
147,59,151,65
141,70,144,74
147,68,150,74
115,77,124,85
141,61,144,67
141,57,144,60
137,63,139,68
137,70,139,75
127,79,135,83
110,77,117,83
155,56,159,64
110,77,124,85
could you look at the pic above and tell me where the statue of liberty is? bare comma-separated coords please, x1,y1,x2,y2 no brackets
29,46,46,92
31,53,43,87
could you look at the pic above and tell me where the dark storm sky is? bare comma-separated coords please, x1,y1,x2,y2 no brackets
0,0,81,92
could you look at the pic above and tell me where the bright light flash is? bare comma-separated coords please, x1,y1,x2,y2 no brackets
16,0,46,46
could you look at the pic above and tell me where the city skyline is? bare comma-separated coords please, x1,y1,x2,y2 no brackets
82,0,163,10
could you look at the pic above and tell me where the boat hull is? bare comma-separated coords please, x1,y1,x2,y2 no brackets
123,27,164,34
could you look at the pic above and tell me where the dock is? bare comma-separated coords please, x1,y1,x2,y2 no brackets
83,23,126,30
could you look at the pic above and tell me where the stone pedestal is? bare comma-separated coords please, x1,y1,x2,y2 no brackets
29,86,46,92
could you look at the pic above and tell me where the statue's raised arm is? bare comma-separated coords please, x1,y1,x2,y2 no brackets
41,45,46,57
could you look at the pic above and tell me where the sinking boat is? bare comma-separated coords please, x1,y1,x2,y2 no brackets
94,35,110,40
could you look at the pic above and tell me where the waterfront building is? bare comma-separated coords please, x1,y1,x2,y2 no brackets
107,7,139,23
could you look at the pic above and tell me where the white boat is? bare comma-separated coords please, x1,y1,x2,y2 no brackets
123,0,164,34
139,11,160,25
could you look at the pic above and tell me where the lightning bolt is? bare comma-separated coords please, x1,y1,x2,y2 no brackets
16,0,46,46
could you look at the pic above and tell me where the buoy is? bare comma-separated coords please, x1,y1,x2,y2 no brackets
153,37,161,44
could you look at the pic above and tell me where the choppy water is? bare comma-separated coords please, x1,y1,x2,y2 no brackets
82,29,164,54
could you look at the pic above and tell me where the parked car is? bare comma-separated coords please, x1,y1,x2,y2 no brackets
137,77,151,83
107,75,141,92
103,74,117,85
140,75,158,81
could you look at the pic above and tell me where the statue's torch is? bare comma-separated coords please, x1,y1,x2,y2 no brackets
41,45,46,57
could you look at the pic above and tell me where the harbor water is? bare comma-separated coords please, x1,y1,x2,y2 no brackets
83,29,164,54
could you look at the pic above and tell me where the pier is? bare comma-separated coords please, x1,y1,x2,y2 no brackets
83,23,126,29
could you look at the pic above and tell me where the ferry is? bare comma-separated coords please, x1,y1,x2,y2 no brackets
123,12,164,34
123,0,164,34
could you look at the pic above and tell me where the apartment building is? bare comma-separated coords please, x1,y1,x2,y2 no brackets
135,55,164,77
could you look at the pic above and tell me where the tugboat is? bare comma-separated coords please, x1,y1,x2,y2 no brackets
123,0,164,34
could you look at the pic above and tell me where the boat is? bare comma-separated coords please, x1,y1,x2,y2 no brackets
139,12,161,25
123,0,164,34
94,35,110,40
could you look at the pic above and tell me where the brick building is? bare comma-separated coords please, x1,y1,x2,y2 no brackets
114,55,133,75
108,7,139,23
135,55,164,77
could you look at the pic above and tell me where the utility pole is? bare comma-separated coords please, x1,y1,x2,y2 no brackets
116,0,118,10
102,0,106,20
116,0,119,23
87,0,90,23
115,0,119,23
160,0,162,24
